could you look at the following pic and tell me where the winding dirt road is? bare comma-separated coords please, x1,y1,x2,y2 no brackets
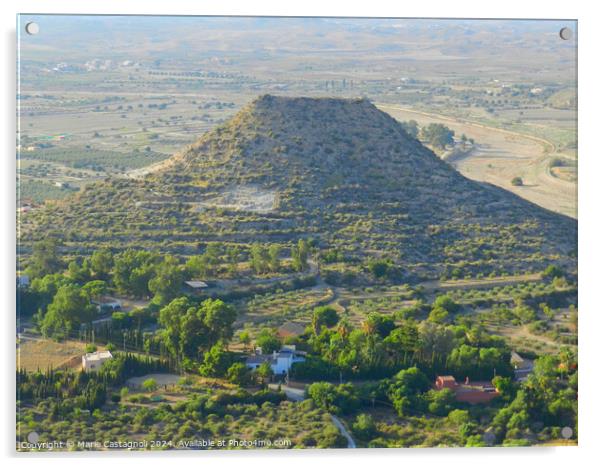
378,104,576,218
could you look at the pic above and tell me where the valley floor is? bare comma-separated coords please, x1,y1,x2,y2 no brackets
378,104,577,219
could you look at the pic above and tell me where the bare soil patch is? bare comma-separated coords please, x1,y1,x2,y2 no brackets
17,338,92,372
126,373,182,388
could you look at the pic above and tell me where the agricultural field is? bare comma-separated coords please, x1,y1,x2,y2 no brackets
237,287,334,330
17,338,99,372
378,105,576,218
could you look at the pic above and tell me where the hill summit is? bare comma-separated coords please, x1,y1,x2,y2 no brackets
21,95,577,278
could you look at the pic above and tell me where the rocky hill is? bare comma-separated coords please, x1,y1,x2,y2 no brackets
20,95,577,278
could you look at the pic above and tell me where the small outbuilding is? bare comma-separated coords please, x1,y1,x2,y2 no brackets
82,350,113,372
185,280,209,291
434,375,499,404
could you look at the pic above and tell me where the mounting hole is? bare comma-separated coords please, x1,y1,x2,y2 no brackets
561,426,573,439
559,27,572,41
25,22,39,35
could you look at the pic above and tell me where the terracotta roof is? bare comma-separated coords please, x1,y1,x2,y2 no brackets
438,375,456,382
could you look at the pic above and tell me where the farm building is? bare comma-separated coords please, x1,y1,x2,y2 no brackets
82,350,113,372
277,322,306,339
245,345,306,376
434,375,499,404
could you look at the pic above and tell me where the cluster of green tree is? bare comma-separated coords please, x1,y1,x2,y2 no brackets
186,243,237,278
292,302,513,382
185,240,310,278
365,258,403,281
427,294,462,323
306,382,359,414
20,241,247,340
319,248,346,264
419,123,455,149
22,238,311,312
306,351,577,447
17,389,346,450
249,243,281,274
157,296,236,373
254,328,283,353
306,366,461,419
17,353,170,411
490,350,577,446
36,283,98,338
291,239,311,272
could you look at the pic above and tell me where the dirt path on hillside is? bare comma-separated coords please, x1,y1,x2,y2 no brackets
378,104,576,218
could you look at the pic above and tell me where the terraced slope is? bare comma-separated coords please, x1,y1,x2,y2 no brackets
19,95,577,278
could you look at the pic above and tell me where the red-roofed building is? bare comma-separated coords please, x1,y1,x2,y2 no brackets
435,375,458,390
434,375,499,404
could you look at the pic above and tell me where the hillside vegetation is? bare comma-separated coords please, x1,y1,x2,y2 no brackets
19,95,577,280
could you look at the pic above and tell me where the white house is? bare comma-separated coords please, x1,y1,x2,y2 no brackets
245,345,306,376
82,350,113,372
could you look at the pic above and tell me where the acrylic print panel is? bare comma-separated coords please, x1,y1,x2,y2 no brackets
16,15,577,452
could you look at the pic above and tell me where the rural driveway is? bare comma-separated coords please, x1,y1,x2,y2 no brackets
330,415,357,449
268,384,305,402
268,383,357,448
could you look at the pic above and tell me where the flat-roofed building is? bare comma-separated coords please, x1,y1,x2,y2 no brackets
82,350,113,372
